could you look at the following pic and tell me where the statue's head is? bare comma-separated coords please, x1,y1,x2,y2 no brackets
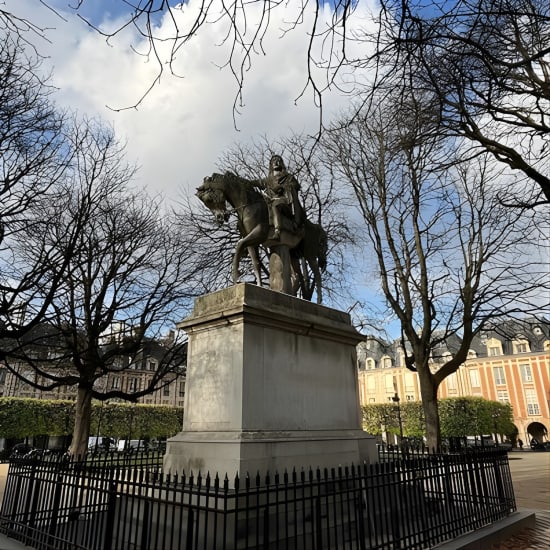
269,155,286,176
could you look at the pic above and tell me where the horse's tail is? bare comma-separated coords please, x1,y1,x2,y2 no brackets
318,227,328,271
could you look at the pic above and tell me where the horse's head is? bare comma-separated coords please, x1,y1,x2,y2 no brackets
197,174,230,224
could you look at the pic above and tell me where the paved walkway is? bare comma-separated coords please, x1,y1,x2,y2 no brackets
489,450,550,549
0,451,548,549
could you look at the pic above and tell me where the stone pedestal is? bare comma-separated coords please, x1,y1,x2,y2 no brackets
164,283,376,479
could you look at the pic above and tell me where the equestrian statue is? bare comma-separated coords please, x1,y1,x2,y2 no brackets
196,155,327,303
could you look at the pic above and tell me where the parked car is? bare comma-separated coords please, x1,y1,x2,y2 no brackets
116,439,144,453
466,435,496,448
88,437,117,453
9,444,48,460
530,438,550,451
9,443,33,458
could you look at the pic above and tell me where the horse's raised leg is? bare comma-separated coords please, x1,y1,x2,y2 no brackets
233,224,269,284
232,245,243,283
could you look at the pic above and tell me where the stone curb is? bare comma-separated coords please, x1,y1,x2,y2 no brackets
433,509,537,550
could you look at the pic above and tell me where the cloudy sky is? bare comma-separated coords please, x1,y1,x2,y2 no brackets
5,0,375,202
3,0,391,325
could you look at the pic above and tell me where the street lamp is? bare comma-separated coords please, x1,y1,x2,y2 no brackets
492,410,501,447
392,393,404,445
381,413,389,449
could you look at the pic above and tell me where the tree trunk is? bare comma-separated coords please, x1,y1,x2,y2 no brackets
68,385,93,458
417,371,441,452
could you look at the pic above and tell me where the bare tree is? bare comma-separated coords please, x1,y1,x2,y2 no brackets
2,118,204,456
0,32,74,345
366,0,550,205
322,92,548,450
2,1,359,117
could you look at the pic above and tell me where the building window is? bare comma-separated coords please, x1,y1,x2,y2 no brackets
404,372,415,393
367,376,376,393
525,389,540,416
111,376,120,390
163,385,170,397
366,358,375,370
469,369,480,388
128,378,141,392
493,367,505,386
447,373,457,391
179,381,185,397
513,340,530,354
382,356,392,368
147,359,157,371
406,395,415,401
497,390,509,403
369,397,375,403
486,338,502,356
467,349,477,359
520,364,533,383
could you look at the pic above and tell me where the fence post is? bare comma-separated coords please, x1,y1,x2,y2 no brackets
314,496,323,550
355,493,367,550
185,508,194,550
21,460,38,528
263,506,270,549
47,469,65,546
140,500,150,550
492,452,507,510
103,480,118,550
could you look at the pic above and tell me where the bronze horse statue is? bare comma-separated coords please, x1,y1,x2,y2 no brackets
197,171,327,303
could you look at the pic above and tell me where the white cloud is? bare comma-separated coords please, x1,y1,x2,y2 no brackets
4,0,376,202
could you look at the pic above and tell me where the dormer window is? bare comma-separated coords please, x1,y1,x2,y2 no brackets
513,338,530,354
486,338,503,356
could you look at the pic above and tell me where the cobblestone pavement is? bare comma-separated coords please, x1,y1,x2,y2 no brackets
490,451,550,549
490,510,550,549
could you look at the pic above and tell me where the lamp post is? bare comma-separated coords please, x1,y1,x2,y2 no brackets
492,410,500,447
381,413,389,449
392,393,404,445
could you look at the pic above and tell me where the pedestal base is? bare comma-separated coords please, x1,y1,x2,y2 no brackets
164,284,376,480
164,429,375,478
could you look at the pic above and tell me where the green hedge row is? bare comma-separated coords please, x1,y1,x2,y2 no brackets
362,397,516,439
0,397,183,439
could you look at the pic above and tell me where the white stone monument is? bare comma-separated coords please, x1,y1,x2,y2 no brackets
164,283,376,480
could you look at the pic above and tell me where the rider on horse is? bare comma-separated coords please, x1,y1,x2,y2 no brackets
255,155,304,240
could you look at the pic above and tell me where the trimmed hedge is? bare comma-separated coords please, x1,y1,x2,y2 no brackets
0,397,183,439
362,396,515,439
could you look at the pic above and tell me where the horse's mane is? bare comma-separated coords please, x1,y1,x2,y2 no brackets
223,171,265,203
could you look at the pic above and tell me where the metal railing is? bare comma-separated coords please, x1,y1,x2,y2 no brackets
0,448,516,549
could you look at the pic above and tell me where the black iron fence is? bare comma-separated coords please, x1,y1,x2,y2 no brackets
0,449,515,550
